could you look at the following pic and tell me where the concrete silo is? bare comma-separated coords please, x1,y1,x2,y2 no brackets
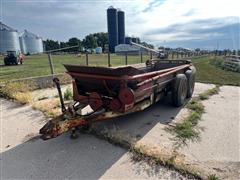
107,6,118,53
117,10,125,44
20,30,43,54
0,22,21,54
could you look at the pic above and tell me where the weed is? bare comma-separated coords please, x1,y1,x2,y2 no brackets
187,111,201,126
64,87,72,100
14,92,33,104
198,86,220,100
169,86,220,145
173,121,200,144
0,82,34,104
32,98,61,118
0,81,33,98
186,99,204,114
208,174,219,180
198,93,209,100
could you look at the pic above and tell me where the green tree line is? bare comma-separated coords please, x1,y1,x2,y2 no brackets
43,32,155,53
43,32,108,52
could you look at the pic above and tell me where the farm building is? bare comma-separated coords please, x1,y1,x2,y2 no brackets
115,44,148,55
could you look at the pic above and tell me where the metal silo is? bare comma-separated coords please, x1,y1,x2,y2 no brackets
20,30,43,54
107,6,118,53
125,37,132,44
117,10,125,44
0,22,21,54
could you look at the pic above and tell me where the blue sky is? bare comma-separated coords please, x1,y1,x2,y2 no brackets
1,0,239,49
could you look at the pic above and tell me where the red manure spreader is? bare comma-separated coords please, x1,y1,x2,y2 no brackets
40,49,196,140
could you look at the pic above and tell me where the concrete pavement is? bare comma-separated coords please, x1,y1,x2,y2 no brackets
0,98,188,179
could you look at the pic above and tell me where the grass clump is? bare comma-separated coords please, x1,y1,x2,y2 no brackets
170,86,220,146
187,111,201,126
198,86,220,100
174,121,199,143
208,174,219,180
0,81,34,104
186,98,204,114
64,88,72,100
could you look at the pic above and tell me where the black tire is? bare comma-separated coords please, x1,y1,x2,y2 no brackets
185,69,196,98
171,74,188,107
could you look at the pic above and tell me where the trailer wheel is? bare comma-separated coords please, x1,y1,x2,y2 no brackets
185,69,196,98
172,74,188,107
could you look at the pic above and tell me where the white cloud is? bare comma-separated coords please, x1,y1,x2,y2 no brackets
124,0,240,39
2,0,239,48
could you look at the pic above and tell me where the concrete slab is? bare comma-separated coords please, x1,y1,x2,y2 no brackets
0,98,188,179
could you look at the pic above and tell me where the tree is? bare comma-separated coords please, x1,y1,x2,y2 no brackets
43,39,60,51
59,41,68,51
92,32,108,52
82,34,98,49
67,37,82,52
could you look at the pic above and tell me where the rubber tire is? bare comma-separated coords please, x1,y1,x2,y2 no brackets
185,69,196,98
172,74,188,107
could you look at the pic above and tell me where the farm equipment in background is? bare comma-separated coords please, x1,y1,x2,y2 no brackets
4,51,24,65
39,43,196,140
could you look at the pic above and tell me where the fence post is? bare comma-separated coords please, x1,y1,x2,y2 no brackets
125,53,128,65
48,53,55,77
140,52,143,63
172,52,174,59
108,51,111,67
177,52,179,59
86,52,89,66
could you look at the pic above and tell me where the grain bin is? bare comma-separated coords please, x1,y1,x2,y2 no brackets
107,6,118,53
0,22,21,54
117,10,125,44
20,30,43,54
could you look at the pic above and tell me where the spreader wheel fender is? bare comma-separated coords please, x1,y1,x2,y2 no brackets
185,68,196,98
172,74,188,107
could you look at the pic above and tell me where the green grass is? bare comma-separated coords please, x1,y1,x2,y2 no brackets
208,174,219,180
169,86,220,146
0,53,149,82
192,56,240,86
1,54,239,86
64,87,73,100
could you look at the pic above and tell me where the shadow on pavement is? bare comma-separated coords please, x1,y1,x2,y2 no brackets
0,96,184,179
92,96,183,141
0,133,126,179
